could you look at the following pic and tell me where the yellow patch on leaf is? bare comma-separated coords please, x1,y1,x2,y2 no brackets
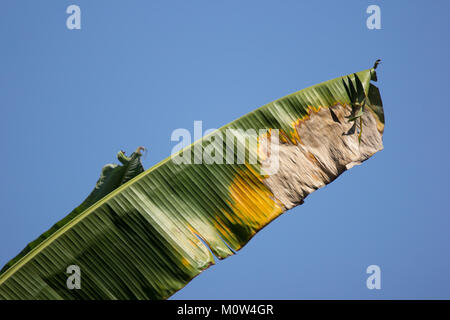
216,164,284,250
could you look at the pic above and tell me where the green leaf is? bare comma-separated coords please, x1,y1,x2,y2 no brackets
0,66,384,300
347,76,357,103
0,150,145,275
354,74,366,104
347,105,364,122
342,78,352,103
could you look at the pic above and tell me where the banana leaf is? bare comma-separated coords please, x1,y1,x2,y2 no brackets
0,64,384,300
0,149,145,275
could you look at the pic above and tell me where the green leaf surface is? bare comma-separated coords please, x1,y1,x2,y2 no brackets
0,65,384,300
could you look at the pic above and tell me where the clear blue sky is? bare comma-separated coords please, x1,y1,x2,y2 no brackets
1,0,449,299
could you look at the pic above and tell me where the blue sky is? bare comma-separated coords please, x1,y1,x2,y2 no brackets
1,0,449,299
